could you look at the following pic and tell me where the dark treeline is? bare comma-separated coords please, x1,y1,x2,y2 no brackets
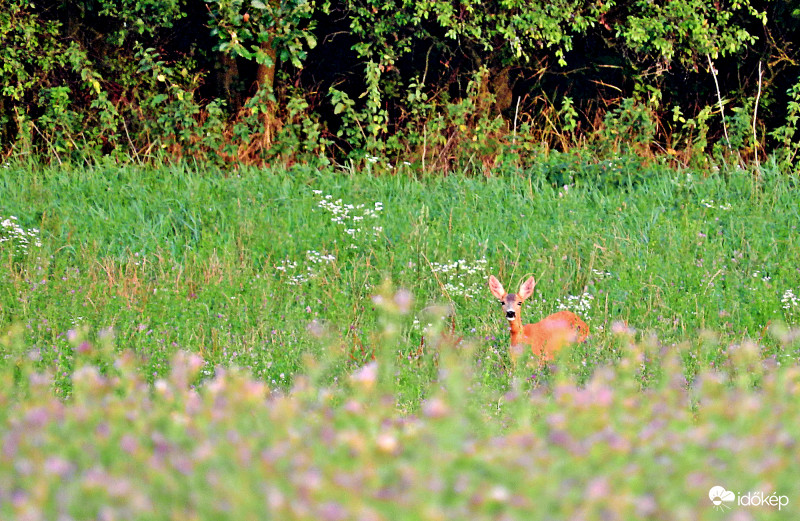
1,0,798,173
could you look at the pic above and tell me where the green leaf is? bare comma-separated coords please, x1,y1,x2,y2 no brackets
305,34,317,49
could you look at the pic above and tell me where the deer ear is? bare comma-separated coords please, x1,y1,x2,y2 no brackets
488,275,506,299
518,277,536,300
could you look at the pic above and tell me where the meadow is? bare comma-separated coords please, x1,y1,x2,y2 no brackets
1,155,799,519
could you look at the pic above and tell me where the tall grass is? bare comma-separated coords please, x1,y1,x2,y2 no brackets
1,156,799,517
2,157,797,392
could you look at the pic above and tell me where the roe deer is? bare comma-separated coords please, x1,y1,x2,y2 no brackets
488,275,588,364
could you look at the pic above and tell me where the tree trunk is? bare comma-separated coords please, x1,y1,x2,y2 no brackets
256,37,278,147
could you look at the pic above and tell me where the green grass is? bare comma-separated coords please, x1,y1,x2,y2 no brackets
2,158,798,390
1,156,799,519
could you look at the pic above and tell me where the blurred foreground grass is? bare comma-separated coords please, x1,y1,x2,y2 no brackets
1,312,798,520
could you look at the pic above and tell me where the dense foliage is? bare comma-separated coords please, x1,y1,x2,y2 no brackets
1,0,799,171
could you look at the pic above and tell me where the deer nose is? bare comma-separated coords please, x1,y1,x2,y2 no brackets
505,310,516,319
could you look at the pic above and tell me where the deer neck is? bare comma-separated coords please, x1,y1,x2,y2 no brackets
508,315,524,346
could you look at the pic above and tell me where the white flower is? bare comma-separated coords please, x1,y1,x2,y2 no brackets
1,215,41,255
557,292,594,313
313,191,383,244
782,289,798,310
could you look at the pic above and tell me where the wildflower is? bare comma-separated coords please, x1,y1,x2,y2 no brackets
700,199,732,210
557,292,594,313
376,432,399,454
611,321,634,335
393,289,413,313
307,319,325,338
350,361,377,390
314,191,383,245
1,215,42,255
782,289,798,310
422,397,450,418
488,485,511,503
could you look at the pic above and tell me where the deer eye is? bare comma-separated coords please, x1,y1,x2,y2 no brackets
517,302,522,305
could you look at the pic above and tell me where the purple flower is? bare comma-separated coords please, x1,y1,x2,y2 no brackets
319,501,348,521
44,457,73,477
120,434,139,454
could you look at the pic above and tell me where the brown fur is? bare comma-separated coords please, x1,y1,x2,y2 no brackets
489,275,589,363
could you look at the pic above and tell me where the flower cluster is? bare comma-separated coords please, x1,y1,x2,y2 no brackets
306,250,336,264
275,250,336,286
313,191,383,247
752,270,772,282
782,289,798,311
430,257,490,299
1,215,42,255
364,155,412,170
556,291,595,314
700,199,732,210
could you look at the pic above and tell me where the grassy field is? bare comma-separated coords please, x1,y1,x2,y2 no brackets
1,156,799,519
